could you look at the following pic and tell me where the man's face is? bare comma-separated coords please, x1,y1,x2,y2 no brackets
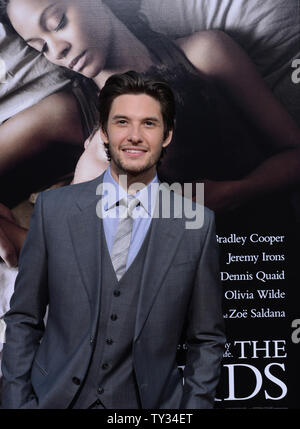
100,93,172,185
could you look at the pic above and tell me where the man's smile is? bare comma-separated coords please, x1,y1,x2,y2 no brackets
122,147,147,158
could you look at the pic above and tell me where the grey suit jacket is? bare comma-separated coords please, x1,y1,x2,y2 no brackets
1,174,225,409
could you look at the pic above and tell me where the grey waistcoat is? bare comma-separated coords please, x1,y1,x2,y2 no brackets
72,223,152,409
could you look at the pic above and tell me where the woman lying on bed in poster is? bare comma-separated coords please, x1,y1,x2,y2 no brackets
0,0,300,267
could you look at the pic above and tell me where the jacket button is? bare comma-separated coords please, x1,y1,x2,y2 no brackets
106,338,113,345
110,314,118,321
97,387,104,395
102,363,109,370
72,377,81,385
113,290,120,297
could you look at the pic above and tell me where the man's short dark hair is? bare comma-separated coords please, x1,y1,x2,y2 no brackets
98,70,176,140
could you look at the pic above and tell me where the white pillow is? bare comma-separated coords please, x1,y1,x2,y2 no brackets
140,0,300,77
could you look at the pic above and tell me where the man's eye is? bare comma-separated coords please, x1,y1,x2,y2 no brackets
145,121,154,126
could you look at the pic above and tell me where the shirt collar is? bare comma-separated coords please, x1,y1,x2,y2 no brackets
103,166,159,216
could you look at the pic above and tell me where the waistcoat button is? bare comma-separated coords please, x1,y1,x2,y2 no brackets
72,377,81,385
113,290,121,297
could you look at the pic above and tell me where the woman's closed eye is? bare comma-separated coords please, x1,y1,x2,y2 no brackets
28,11,68,55
46,9,67,32
54,14,67,32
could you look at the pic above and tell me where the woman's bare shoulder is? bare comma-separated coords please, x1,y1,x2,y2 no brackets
175,29,238,76
175,29,227,48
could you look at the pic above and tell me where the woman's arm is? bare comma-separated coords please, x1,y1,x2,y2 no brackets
0,90,85,265
0,220,27,267
72,131,109,184
177,30,300,210
0,130,108,267
0,91,84,174
0,202,27,266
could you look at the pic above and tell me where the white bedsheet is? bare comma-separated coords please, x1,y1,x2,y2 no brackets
0,23,70,124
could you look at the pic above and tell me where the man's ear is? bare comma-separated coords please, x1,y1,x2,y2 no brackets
162,129,173,148
100,127,108,143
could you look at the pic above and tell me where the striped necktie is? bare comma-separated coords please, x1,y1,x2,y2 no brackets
111,196,140,281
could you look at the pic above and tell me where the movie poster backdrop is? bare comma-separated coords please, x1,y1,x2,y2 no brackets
0,0,299,409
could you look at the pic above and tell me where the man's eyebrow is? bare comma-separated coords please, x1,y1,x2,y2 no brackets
111,115,129,120
111,115,160,122
143,117,160,122
25,3,58,42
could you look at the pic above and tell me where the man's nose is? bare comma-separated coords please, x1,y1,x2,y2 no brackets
127,125,143,143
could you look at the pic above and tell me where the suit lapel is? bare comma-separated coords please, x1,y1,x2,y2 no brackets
134,189,186,341
67,175,104,331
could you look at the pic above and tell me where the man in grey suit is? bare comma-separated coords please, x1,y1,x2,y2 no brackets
1,71,225,409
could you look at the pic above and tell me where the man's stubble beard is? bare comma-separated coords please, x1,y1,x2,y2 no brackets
108,142,162,177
